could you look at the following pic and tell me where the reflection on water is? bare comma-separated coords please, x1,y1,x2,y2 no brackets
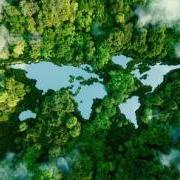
132,63,180,91
12,62,107,120
19,110,36,121
119,96,140,128
112,55,132,69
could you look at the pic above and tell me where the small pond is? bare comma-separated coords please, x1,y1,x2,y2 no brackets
18,110,36,121
112,55,132,69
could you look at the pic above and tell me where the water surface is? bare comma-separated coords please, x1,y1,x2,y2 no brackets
112,55,132,68
132,63,180,91
119,96,140,128
12,62,107,119
19,110,36,121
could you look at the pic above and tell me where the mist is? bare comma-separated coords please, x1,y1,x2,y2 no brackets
135,0,180,27
0,25,10,59
160,149,180,171
0,0,5,14
0,153,32,179
175,44,180,58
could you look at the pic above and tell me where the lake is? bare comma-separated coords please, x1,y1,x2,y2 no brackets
18,110,37,121
113,55,180,127
132,63,180,91
112,55,132,68
12,62,107,120
119,96,140,128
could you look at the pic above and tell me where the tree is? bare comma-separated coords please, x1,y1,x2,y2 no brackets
38,0,78,29
107,71,136,101
0,74,29,121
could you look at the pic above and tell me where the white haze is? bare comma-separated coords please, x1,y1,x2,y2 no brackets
0,24,27,59
0,153,32,179
136,0,180,27
160,149,180,171
0,149,80,179
0,25,9,51
0,0,5,14
175,44,180,58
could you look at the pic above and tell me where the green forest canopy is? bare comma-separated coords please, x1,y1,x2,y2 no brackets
0,0,179,179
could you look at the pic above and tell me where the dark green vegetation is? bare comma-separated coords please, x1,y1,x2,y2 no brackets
0,0,180,179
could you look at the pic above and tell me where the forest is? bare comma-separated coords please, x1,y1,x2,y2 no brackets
0,0,180,179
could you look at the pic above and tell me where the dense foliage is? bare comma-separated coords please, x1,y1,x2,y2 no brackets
0,0,179,179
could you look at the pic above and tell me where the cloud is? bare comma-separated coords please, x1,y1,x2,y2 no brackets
135,0,180,27
56,149,80,173
160,149,180,171
175,44,180,57
0,149,80,179
0,153,32,179
0,26,9,50
0,25,10,59
0,0,7,21
0,25,27,59
0,0,5,14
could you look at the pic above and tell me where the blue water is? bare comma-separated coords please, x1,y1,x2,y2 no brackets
119,96,140,128
112,55,132,69
132,63,180,91
18,110,36,121
12,62,107,119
